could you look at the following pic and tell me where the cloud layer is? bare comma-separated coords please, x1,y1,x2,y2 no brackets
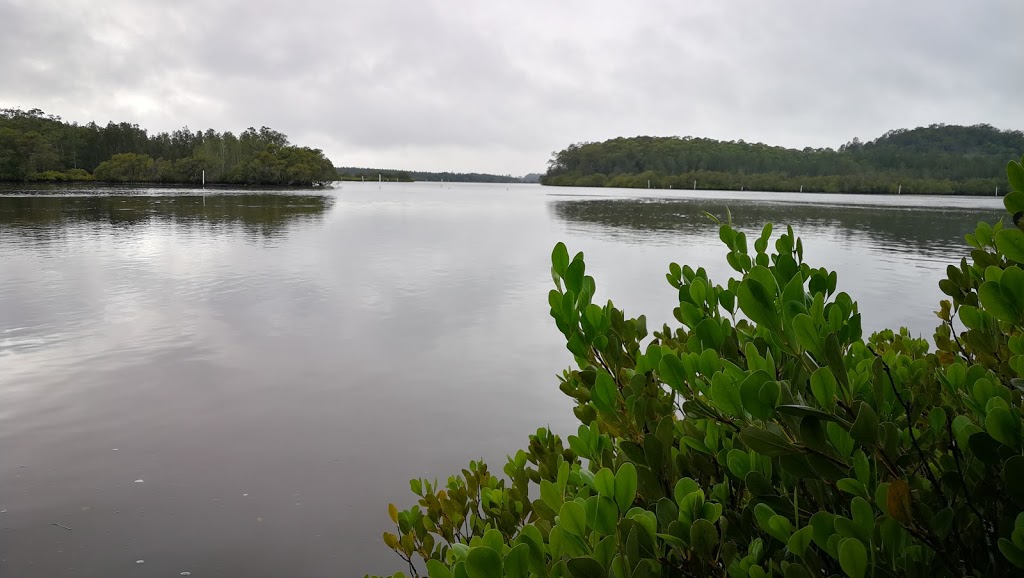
2,0,1021,174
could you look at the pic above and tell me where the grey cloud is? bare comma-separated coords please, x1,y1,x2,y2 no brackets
1,0,1021,174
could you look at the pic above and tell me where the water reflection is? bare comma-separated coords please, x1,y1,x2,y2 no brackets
0,193,333,240
549,196,1001,259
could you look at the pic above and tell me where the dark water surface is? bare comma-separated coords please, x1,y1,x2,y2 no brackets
0,183,1004,576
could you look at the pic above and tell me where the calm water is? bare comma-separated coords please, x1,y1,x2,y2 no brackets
0,183,1004,576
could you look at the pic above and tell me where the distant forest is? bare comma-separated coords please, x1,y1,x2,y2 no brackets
336,166,540,183
0,108,336,186
543,124,1024,195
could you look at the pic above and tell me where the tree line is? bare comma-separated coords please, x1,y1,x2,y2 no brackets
336,166,534,183
0,108,336,186
543,124,1024,195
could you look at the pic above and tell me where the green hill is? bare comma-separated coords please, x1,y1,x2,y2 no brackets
542,124,1024,195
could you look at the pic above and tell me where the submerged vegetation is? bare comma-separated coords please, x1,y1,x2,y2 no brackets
543,124,1023,195
370,157,1024,578
0,108,336,186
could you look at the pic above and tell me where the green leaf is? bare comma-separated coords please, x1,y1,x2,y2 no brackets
838,538,867,578
823,333,849,391
659,354,687,393
541,479,563,511
565,254,585,295
793,313,820,356
849,402,878,445
690,518,718,557
739,278,782,333
711,372,743,417
594,468,615,498
552,243,570,277
427,559,453,578
559,501,587,537
1001,538,1024,569
837,478,868,499
799,416,828,452
503,544,529,578
1009,160,1024,193
810,368,838,411
1005,190,1024,214
740,370,776,419
997,229,1024,264
768,514,793,542
466,547,503,578
566,557,605,578
740,427,800,456
809,511,836,550
1003,267,1024,312
788,526,813,558
727,449,751,479
592,372,617,414
979,280,1020,324
587,495,619,535
986,407,1020,447
615,463,638,512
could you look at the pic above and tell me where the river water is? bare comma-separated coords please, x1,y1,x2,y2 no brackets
0,182,1005,576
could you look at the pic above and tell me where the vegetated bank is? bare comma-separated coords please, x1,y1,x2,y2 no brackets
369,157,1024,577
336,167,541,184
542,124,1023,195
0,108,336,186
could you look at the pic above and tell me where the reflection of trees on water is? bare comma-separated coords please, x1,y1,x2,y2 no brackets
0,194,333,239
550,197,1002,258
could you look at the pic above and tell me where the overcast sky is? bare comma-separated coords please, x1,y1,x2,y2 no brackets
1,0,1021,175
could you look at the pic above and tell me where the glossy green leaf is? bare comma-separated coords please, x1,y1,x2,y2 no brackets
615,463,638,512
1009,161,1024,194
594,468,615,498
788,526,813,558
979,281,1020,324
587,495,619,535
997,229,1024,263
659,354,687,393
427,559,453,578
559,501,587,537
810,367,838,411
739,277,782,333
986,407,1020,447
793,313,820,356
839,538,867,578
504,544,529,578
552,242,570,277
1005,190,1024,214
592,372,617,414
837,478,868,499
465,547,502,578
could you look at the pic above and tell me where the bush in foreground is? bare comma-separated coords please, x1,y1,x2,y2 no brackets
369,157,1024,578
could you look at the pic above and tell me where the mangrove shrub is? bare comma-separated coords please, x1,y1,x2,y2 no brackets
369,156,1024,578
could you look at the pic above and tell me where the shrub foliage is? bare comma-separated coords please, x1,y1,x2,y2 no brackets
369,157,1024,578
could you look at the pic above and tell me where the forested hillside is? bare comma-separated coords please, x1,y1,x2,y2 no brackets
0,108,336,186
543,124,1024,195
